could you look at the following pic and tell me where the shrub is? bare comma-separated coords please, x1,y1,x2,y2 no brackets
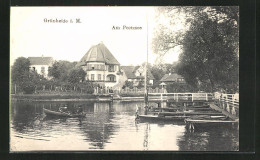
21,81,35,94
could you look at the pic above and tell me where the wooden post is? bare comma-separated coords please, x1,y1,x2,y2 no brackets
14,84,16,94
232,95,235,105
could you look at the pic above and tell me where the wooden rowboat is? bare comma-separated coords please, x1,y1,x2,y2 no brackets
43,108,85,118
157,111,223,117
138,115,189,122
184,116,239,130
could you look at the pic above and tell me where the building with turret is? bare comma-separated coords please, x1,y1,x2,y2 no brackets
77,43,125,88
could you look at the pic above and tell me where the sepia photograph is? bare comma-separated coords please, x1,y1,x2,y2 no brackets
10,6,239,151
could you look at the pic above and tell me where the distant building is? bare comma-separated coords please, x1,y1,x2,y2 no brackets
28,56,54,79
160,73,185,84
121,65,155,86
77,42,125,88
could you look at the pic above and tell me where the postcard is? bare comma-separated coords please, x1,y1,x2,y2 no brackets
10,6,239,151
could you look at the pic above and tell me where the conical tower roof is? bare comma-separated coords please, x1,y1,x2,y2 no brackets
78,43,120,66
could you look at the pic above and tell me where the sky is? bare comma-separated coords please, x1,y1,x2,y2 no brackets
10,7,181,66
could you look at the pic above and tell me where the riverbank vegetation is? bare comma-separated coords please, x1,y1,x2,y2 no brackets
11,58,94,94
152,6,239,93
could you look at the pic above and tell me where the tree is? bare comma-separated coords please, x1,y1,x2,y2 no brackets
11,57,36,94
150,63,178,87
11,57,30,85
11,57,46,93
123,80,134,89
152,6,239,92
67,68,86,84
177,12,238,91
48,60,77,81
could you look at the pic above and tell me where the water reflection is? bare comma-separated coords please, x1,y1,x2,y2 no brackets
10,101,238,151
178,126,239,151
143,123,150,150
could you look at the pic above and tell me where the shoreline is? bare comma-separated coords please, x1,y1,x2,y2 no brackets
11,94,110,101
11,94,168,102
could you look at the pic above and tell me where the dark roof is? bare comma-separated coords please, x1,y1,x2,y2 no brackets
121,66,136,79
121,66,154,79
28,57,54,65
160,73,184,82
78,43,120,66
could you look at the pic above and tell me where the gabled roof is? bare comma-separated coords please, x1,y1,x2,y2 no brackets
78,43,120,66
121,66,155,80
28,57,54,65
121,66,136,79
160,73,184,82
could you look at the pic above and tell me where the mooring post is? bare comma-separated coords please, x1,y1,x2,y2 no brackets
14,84,16,94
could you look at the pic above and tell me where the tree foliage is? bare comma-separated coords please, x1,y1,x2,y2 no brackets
153,6,239,92
48,60,77,81
11,58,93,94
11,57,31,85
11,57,47,93
67,68,86,84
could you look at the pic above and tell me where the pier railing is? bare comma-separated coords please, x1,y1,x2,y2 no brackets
215,93,239,118
148,93,214,102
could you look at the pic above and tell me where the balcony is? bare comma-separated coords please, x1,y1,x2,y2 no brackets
86,68,105,71
108,69,115,72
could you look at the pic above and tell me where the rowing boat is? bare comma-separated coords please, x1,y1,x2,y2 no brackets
43,108,85,118
184,115,239,130
157,111,223,117
138,115,188,122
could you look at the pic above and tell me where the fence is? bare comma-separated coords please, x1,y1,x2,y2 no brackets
94,87,167,95
214,93,239,117
11,84,94,94
148,92,214,102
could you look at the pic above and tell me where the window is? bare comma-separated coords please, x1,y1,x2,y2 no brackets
91,64,95,70
110,76,115,82
140,73,142,76
177,78,184,82
108,65,114,72
91,74,95,81
107,75,116,82
98,74,101,80
33,67,36,71
41,66,45,74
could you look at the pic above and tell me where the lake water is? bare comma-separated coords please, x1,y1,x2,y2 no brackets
10,101,239,151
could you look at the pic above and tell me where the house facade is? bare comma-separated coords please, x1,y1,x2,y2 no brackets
121,65,154,86
28,56,54,79
160,73,186,84
77,43,125,88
